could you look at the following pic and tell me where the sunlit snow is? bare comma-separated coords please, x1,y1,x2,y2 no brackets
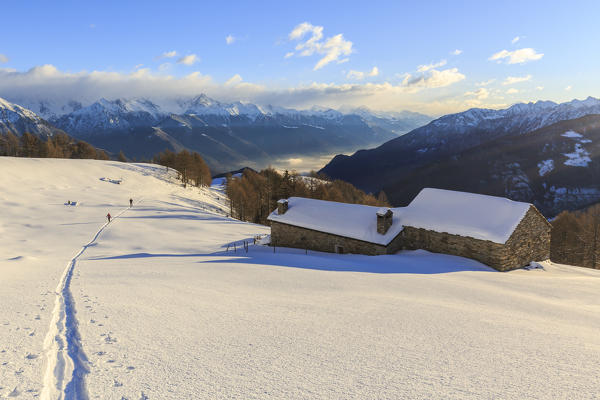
1,157,600,399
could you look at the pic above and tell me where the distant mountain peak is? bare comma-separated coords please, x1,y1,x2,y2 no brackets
0,96,60,137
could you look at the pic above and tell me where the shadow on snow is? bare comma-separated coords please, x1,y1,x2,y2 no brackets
198,247,493,274
90,244,493,274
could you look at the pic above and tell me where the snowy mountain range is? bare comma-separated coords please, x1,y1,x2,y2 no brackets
0,94,432,172
24,95,430,172
340,106,433,135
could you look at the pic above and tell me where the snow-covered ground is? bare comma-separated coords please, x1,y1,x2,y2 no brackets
1,157,600,399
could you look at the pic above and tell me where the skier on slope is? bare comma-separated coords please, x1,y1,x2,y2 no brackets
129,198,133,207
107,212,111,223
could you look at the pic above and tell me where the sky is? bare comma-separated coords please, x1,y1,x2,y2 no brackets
0,0,599,116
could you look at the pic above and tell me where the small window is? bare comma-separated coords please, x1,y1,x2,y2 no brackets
335,245,344,254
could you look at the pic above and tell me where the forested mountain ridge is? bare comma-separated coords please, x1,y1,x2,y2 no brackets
321,97,600,194
379,114,600,216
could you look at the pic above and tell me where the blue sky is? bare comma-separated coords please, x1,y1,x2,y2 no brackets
0,0,598,115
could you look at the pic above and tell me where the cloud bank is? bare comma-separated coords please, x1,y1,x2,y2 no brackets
0,63,476,116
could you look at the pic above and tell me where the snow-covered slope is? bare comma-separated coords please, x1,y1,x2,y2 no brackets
0,97,60,137
1,157,600,399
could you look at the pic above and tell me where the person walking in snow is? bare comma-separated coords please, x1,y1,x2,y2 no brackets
107,212,111,223
129,198,133,207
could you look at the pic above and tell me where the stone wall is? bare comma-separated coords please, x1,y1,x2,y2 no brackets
399,226,507,270
400,205,551,271
271,221,389,255
504,206,551,270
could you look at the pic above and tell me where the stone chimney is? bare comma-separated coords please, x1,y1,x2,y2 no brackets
376,208,393,234
277,199,289,215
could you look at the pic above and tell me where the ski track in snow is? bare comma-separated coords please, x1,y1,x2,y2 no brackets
40,204,135,400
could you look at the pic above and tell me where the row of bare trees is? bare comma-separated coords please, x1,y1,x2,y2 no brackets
0,132,109,160
153,149,212,187
551,204,600,269
225,168,389,224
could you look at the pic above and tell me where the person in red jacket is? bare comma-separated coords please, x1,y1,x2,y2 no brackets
107,212,111,223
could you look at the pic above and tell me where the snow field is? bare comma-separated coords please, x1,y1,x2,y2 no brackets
561,130,592,167
1,157,600,399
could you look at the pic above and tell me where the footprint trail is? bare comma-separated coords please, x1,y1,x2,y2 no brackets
40,205,132,400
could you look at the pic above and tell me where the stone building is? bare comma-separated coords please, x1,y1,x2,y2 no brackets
267,188,551,271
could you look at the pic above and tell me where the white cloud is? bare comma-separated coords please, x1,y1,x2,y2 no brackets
536,86,544,91
284,52,294,59
134,64,144,70
347,70,365,80
506,88,519,94
476,79,495,86
159,50,178,59
511,36,520,44
158,63,171,71
402,67,465,90
225,74,243,86
177,54,199,65
0,54,8,63
417,59,447,73
226,35,235,45
565,85,572,91
452,49,463,55
502,74,532,85
489,48,543,64
286,22,353,70
464,88,489,100
346,66,379,80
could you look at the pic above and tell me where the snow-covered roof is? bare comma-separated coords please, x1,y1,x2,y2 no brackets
268,197,404,245
268,189,533,246
400,188,531,244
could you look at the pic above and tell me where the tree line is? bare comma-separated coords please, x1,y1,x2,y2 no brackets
0,132,110,160
0,132,213,189
225,168,390,224
153,149,212,188
551,204,600,269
